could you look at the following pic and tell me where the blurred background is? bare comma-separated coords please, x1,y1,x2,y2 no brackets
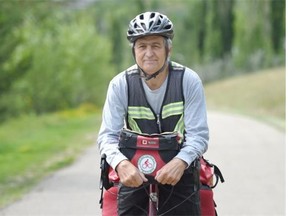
0,0,285,210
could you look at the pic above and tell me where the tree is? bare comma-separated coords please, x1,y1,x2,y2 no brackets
0,2,29,95
1,9,115,117
270,0,285,54
204,0,235,61
233,0,274,70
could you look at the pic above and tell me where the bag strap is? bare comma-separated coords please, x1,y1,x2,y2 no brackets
100,154,114,190
99,154,114,208
202,157,225,188
211,163,225,189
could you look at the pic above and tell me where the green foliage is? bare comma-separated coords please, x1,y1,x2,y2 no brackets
232,0,284,70
0,1,63,105
0,2,28,94
204,0,234,61
0,0,285,121
172,0,206,64
270,0,285,53
171,0,285,82
1,10,115,117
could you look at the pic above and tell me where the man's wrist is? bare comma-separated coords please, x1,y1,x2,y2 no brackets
174,156,189,169
115,159,130,173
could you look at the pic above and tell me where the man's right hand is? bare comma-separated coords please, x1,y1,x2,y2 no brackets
116,160,148,187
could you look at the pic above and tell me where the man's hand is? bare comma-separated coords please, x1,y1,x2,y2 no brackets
116,160,148,187
155,158,187,186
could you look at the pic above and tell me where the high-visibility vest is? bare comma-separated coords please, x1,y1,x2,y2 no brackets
125,61,185,135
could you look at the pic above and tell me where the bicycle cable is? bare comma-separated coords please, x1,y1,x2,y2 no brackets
116,181,199,215
118,183,150,215
157,185,174,213
157,186,199,216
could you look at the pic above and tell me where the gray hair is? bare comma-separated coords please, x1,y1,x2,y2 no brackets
129,37,173,49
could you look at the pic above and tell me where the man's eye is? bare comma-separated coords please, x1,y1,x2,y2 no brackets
137,45,146,49
152,44,162,49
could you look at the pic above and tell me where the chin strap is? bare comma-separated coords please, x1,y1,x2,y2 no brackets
138,60,168,81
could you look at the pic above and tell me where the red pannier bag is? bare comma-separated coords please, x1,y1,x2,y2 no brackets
101,169,118,216
199,157,225,216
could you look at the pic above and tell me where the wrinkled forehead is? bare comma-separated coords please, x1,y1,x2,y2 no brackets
135,35,166,45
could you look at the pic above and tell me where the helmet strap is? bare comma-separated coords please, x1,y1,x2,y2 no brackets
138,60,168,81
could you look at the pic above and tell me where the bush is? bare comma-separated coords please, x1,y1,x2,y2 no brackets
1,12,115,118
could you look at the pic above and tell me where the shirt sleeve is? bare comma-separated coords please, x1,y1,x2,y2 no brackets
97,72,129,170
175,68,209,166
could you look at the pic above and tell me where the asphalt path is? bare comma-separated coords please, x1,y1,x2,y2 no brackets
0,111,285,216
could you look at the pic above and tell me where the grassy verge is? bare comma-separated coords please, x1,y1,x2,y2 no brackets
204,67,285,131
0,104,102,208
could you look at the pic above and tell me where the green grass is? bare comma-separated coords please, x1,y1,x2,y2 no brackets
204,67,285,130
0,104,102,208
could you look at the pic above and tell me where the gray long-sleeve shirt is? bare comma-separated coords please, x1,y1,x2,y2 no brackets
97,63,209,170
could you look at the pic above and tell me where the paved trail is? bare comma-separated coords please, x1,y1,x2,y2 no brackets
205,112,285,216
0,111,285,216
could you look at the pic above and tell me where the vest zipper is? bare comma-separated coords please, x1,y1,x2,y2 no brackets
156,114,162,133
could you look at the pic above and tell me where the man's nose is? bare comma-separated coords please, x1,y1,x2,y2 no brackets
145,46,154,57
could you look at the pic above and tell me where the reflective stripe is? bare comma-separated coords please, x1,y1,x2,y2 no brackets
174,114,185,135
127,115,142,133
162,101,184,119
128,106,155,119
128,102,184,133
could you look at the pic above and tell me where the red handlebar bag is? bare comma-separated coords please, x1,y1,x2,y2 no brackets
119,129,181,182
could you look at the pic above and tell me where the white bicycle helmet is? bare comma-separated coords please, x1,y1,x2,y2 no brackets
127,12,174,43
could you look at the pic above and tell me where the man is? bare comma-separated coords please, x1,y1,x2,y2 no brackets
98,11,209,215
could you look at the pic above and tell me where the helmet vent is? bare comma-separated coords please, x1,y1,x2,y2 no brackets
157,19,161,26
164,24,171,29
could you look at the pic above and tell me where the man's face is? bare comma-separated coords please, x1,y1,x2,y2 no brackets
134,35,169,74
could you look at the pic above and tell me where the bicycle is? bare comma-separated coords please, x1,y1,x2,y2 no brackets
99,155,199,216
